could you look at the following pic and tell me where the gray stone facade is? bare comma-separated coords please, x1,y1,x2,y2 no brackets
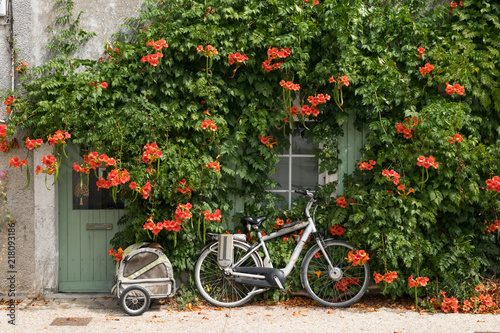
0,0,142,298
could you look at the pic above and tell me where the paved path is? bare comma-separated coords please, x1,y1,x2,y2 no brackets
1,294,500,333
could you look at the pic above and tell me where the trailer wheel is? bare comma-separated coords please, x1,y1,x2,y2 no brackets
120,286,151,316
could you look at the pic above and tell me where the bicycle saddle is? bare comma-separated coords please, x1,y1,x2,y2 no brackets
241,216,267,228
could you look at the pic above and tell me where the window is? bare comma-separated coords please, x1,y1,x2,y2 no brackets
72,167,124,210
269,122,324,208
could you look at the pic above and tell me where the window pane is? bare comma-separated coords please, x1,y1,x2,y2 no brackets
292,123,318,155
270,158,289,190
73,169,124,210
271,193,290,210
291,157,318,189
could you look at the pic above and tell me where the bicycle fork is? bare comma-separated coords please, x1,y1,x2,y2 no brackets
311,233,343,281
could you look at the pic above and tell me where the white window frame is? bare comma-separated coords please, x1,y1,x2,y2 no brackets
269,122,337,209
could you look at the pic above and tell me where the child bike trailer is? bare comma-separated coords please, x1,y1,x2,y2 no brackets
111,242,175,316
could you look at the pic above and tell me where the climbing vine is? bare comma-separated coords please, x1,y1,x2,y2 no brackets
2,0,500,309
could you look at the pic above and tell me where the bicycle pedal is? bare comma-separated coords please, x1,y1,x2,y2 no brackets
279,288,288,294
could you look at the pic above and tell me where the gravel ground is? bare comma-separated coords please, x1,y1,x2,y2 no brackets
1,294,499,333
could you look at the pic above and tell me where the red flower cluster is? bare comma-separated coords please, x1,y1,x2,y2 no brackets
417,46,425,59
262,47,291,72
329,75,349,87
9,157,28,169
161,219,181,232
143,216,166,235
25,137,43,150
73,152,116,174
203,209,222,222
486,176,500,192
201,119,217,131
206,161,221,172
358,160,376,170
146,39,168,51
382,169,401,185
1,144,16,157
259,134,277,149
228,52,248,65
346,250,369,266
4,96,14,114
96,169,130,189
485,220,500,233
479,294,496,309
0,124,6,140
428,287,497,313
342,75,349,86
47,130,70,145
101,46,121,63
419,63,434,76
336,196,347,208
130,180,152,199
448,133,463,144
300,105,319,117
89,81,108,89
16,61,28,73
107,247,124,261
408,275,429,288
334,277,359,291
304,0,320,5
441,296,459,313
280,80,300,91
287,106,299,117
374,271,398,284
445,82,465,95
175,202,193,222
395,116,420,139
397,184,415,197
197,45,218,57
142,143,162,164
175,179,193,196
329,225,346,236
308,93,330,107
141,52,164,66
0,131,18,153
299,93,330,117
36,155,58,175
450,1,463,10
417,155,438,169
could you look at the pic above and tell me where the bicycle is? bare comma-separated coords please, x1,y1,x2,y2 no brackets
194,190,370,308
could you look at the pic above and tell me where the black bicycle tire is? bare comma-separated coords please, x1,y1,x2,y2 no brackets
300,239,370,307
194,241,262,307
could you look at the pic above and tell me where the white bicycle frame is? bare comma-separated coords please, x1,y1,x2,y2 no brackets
228,191,335,284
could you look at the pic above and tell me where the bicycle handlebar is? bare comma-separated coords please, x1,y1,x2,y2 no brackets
294,189,309,196
295,189,326,204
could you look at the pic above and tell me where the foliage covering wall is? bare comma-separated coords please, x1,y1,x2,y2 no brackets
2,0,500,300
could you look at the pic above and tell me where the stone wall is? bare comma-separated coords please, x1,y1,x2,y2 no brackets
0,0,143,298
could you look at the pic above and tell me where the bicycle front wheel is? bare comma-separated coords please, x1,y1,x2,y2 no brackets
301,239,370,307
194,241,262,307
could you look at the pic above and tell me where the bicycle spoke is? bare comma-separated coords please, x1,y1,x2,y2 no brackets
302,241,369,307
195,242,261,307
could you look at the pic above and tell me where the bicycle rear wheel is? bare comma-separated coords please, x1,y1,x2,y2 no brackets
194,241,262,307
301,239,370,307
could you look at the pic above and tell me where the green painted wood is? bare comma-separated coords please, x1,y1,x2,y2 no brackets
58,145,125,292
337,114,367,195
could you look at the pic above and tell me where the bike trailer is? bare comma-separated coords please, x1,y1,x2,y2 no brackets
111,242,175,316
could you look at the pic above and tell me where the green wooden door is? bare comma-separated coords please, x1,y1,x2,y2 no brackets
58,145,125,292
